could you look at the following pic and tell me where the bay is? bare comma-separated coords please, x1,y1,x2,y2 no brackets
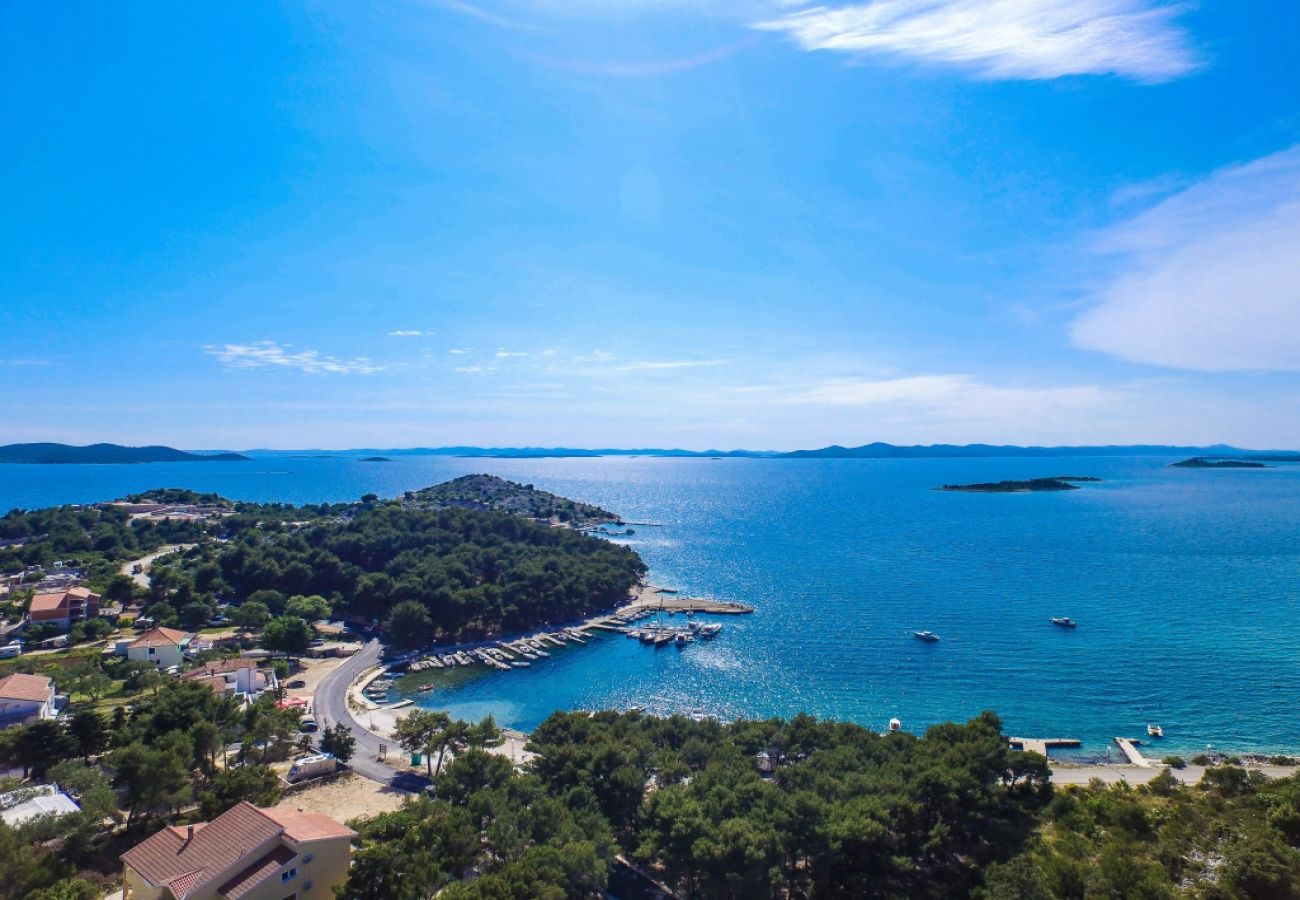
3,454,1298,757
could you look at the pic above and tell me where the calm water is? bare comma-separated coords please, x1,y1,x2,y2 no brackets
4,455,1299,757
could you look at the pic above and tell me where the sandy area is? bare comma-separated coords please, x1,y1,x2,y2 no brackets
366,704,537,767
624,583,753,614
276,774,406,823
1050,762,1298,786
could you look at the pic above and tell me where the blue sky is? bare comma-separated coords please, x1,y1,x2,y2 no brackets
3,0,1299,450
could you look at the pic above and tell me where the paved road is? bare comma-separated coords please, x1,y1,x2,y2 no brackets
119,544,195,588
314,639,424,788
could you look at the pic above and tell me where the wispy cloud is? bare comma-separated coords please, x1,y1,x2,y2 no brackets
205,341,382,375
387,329,429,337
1072,144,1300,372
495,349,529,358
754,0,1199,82
617,359,728,371
782,374,1108,417
449,348,471,354
454,364,497,375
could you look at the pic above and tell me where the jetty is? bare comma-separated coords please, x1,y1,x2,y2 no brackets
1114,737,1153,768
1009,736,1081,757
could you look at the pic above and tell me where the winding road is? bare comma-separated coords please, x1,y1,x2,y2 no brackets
314,639,424,787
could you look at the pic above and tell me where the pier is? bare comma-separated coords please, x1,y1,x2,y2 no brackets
1114,737,1153,768
1009,737,1081,757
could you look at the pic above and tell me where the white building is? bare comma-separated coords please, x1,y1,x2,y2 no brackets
126,627,193,669
0,673,56,728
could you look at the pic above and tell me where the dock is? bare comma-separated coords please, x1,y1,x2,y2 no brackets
1114,737,1152,768
1009,737,1082,757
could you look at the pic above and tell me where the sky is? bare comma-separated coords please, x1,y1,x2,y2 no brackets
2,0,1299,451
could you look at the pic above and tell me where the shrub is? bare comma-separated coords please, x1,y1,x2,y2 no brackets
1162,755,1185,769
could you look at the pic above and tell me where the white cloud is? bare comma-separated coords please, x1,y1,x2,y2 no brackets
618,359,728,371
495,349,530,358
454,364,498,374
1072,145,1300,372
754,0,1198,82
449,348,471,354
783,374,1108,417
387,329,428,337
205,341,381,375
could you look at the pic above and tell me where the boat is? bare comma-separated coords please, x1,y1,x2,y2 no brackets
418,683,433,692
1147,724,1164,738
1051,617,1078,628
888,717,902,733
913,630,941,642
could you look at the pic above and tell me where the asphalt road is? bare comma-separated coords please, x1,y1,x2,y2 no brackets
314,639,426,789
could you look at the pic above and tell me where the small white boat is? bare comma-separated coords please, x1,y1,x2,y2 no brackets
888,717,902,733
1147,724,1164,738
913,630,940,642
1051,617,1078,628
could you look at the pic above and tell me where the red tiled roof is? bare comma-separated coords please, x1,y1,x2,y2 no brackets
179,658,258,680
128,626,190,649
218,845,297,899
263,805,358,842
0,673,53,703
120,802,354,899
29,592,70,614
120,802,281,898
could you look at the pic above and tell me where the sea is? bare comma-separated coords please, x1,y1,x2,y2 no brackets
4,454,1298,759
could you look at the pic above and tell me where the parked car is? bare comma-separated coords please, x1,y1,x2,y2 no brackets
287,678,306,688
299,716,318,732
287,753,336,783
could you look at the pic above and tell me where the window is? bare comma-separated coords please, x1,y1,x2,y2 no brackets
281,867,297,882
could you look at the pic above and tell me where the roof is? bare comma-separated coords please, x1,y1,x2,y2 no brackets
179,658,258,680
121,802,283,898
0,785,80,826
120,802,355,898
262,805,358,842
66,586,97,599
217,845,297,899
192,674,230,695
128,626,191,649
0,673,53,703
28,592,70,614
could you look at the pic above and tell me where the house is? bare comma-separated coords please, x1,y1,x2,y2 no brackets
180,659,277,702
120,801,356,900
0,784,80,826
28,586,100,630
127,627,193,669
0,673,56,727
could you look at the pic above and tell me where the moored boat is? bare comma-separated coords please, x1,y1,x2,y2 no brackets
913,630,940,642
1051,617,1078,628
1147,724,1164,738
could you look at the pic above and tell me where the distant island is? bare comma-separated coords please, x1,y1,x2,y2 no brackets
1172,457,1268,469
940,476,1102,493
0,442,249,464
357,456,392,462
405,473,618,524
239,442,1290,459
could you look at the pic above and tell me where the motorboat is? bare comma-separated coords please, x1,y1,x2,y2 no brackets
888,717,902,733
913,630,940,642
1051,617,1078,628
1147,724,1164,738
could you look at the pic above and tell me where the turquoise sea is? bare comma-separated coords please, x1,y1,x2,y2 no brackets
4,454,1299,758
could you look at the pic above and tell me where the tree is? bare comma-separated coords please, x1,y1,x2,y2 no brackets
13,720,77,778
320,723,357,764
395,710,451,777
261,615,311,654
110,736,192,828
386,600,432,650
229,599,270,630
285,594,332,621
103,574,138,604
199,765,282,819
66,710,107,760
179,600,213,632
